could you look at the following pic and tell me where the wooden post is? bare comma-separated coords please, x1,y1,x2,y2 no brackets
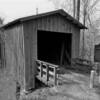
99,63,100,83
54,67,57,85
40,62,43,78
99,73,100,83
46,65,49,84
97,63,100,83
90,70,95,88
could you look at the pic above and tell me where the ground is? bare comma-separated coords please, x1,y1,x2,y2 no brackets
21,69,100,100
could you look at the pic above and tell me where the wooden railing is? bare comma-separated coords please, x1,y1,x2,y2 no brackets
35,60,59,85
71,58,93,73
72,58,93,66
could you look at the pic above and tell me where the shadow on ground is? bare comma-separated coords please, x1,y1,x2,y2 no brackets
21,68,100,100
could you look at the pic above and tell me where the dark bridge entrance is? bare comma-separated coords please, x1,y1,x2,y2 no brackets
37,30,72,66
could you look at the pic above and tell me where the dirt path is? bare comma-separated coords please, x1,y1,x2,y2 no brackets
21,70,100,100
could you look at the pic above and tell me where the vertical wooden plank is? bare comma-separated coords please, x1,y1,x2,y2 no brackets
46,65,49,83
40,62,43,78
54,67,57,85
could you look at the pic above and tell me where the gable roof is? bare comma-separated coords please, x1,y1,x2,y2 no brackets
2,9,87,29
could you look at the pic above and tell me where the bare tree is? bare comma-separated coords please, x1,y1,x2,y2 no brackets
49,0,73,16
49,0,80,20
73,0,76,17
80,0,100,61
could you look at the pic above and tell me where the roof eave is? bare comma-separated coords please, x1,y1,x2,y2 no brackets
1,9,87,29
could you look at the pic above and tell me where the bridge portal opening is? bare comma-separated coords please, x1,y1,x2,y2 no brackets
37,30,72,66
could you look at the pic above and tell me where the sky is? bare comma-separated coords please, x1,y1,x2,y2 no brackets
0,0,55,23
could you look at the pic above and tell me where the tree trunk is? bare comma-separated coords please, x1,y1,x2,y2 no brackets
73,0,76,18
82,2,87,59
76,0,80,21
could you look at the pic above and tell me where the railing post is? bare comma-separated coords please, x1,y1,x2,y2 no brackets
46,65,49,84
90,70,96,88
40,62,43,78
54,67,57,85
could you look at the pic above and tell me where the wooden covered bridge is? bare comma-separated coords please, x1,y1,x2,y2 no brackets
0,9,86,100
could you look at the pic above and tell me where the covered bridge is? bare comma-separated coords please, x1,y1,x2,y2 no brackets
0,9,86,100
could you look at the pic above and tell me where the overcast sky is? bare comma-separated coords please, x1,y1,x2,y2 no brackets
0,0,55,23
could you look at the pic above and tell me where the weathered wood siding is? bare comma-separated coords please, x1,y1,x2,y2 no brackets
23,14,80,89
0,24,25,100
23,20,37,90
